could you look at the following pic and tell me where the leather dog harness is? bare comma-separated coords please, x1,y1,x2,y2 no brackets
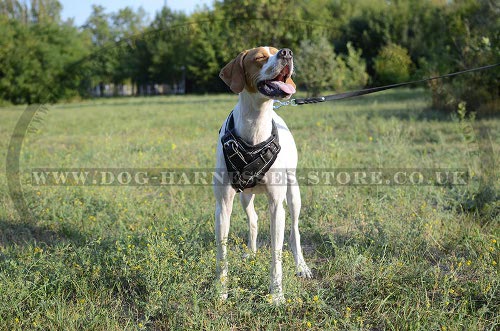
221,111,281,192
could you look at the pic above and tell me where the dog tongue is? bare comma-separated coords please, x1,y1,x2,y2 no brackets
269,81,296,94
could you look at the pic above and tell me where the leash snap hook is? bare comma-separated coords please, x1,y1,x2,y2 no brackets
273,99,297,110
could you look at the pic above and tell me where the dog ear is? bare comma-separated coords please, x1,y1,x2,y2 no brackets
219,51,248,94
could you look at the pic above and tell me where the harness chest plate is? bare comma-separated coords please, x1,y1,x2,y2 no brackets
220,112,281,192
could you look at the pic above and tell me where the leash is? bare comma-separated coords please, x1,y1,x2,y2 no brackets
273,63,500,110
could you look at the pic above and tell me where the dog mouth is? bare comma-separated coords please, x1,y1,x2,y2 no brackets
257,65,296,98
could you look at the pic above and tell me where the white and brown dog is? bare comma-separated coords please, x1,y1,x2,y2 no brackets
214,46,312,303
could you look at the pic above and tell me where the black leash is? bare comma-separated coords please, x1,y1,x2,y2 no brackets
273,63,499,109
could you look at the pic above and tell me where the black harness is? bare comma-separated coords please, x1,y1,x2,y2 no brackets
220,112,281,192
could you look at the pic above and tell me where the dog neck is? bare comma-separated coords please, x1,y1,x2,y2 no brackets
233,91,274,146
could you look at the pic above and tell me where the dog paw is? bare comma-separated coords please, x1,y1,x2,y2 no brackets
268,292,285,305
218,291,228,301
296,264,313,279
216,278,228,301
242,252,255,260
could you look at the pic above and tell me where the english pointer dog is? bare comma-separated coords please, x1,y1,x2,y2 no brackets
214,46,312,304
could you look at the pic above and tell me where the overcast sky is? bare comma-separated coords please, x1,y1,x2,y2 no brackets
59,0,213,26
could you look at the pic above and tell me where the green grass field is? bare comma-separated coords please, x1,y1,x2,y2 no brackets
0,89,498,330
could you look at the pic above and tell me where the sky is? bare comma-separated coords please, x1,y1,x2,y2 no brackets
60,0,213,26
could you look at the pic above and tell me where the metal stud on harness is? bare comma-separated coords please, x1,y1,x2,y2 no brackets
221,112,281,192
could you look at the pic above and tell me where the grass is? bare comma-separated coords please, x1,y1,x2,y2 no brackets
0,89,498,330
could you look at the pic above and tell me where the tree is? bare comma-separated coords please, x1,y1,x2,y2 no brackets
0,0,497,108
422,0,499,114
146,7,188,90
29,0,62,23
297,37,336,96
83,5,117,96
111,6,150,95
296,37,368,96
184,0,312,92
0,0,89,103
374,43,413,84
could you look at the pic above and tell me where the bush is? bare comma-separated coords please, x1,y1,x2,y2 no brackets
423,34,499,115
422,0,499,115
333,42,370,91
427,41,498,115
296,37,337,97
373,43,413,84
296,38,368,97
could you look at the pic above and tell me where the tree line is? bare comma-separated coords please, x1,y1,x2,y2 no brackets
0,0,498,114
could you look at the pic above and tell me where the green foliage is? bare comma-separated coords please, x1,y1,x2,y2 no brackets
421,0,499,115
0,2,89,103
374,43,413,84
296,37,338,97
333,42,369,91
297,38,368,96
185,0,312,92
83,4,150,95
147,8,188,86
453,102,499,220
0,0,498,112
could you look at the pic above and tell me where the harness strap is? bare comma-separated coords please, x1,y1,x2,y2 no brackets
221,111,281,192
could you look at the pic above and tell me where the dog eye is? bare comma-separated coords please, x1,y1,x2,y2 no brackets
255,56,267,61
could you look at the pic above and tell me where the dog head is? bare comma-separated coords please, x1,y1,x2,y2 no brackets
219,46,296,99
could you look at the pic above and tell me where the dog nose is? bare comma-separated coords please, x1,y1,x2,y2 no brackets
278,48,293,60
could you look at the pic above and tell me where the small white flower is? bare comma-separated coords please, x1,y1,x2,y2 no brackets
481,37,490,47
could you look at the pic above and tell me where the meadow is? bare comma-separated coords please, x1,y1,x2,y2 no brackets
0,89,498,330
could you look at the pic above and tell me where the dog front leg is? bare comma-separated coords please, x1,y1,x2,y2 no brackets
268,197,286,304
240,193,258,257
215,191,235,300
286,178,312,278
